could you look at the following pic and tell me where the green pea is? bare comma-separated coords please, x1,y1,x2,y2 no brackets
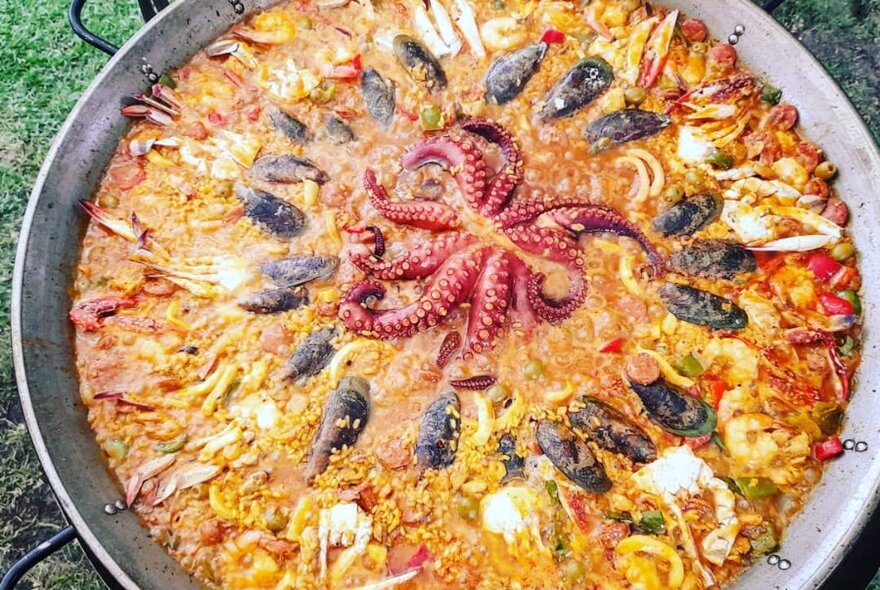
264,506,289,533
706,149,734,170
838,335,856,357
837,290,861,315
760,85,782,105
678,354,704,377
105,438,129,461
684,169,703,187
310,82,336,104
749,524,779,556
830,242,855,262
815,161,837,180
486,383,510,404
812,401,843,435
638,510,666,534
455,494,480,522
154,433,188,454
623,86,647,106
605,511,634,522
663,184,685,203
492,0,505,9
523,359,544,379
419,104,444,130
561,557,587,585
545,480,560,504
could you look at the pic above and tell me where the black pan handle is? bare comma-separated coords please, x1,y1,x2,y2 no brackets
0,526,77,590
68,0,170,56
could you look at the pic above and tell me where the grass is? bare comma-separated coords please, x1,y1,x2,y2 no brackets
0,0,877,589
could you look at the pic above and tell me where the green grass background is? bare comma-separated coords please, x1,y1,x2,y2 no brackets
0,0,877,588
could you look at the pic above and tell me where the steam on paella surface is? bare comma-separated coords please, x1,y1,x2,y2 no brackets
70,0,862,587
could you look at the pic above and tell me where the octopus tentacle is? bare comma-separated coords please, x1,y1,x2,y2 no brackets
350,233,478,280
464,249,513,358
508,255,538,331
549,205,666,273
493,193,589,229
364,169,459,231
460,119,524,216
401,133,489,214
504,225,587,324
339,246,488,339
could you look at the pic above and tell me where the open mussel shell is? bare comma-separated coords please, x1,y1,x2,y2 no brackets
268,107,310,144
484,42,547,105
360,67,396,128
303,376,371,481
234,184,306,239
584,108,671,150
659,283,749,330
568,396,657,464
539,56,613,120
324,114,356,144
248,154,329,184
498,433,525,482
393,34,447,92
652,193,721,237
536,419,611,493
261,255,339,288
281,326,338,382
627,377,717,437
668,239,757,280
415,391,461,470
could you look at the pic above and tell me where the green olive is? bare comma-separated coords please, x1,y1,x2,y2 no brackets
815,161,838,180
623,86,647,107
455,494,480,522
830,242,855,262
487,383,511,404
104,438,129,461
561,557,587,585
690,42,708,55
264,506,289,533
523,359,544,380
663,184,685,203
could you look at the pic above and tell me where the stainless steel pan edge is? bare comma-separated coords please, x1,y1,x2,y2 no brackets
11,1,880,589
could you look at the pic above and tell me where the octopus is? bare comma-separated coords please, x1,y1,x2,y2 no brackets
338,119,664,357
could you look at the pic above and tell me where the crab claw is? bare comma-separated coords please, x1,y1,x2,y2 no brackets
121,104,174,126
639,10,678,88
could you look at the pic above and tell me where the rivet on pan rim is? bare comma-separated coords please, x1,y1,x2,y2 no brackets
103,503,118,515
855,440,869,452
778,559,792,571
228,0,245,14
767,555,780,565
114,499,128,511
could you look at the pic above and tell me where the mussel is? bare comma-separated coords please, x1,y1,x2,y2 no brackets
659,283,748,330
360,68,396,128
324,115,356,144
234,184,306,239
261,255,339,288
281,326,338,381
668,240,757,280
484,42,547,105
536,420,611,493
652,193,721,237
393,34,447,92
268,108,309,144
627,377,717,437
584,108,671,151
237,287,308,314
415,391,461,470
498,434,525,482
303,376,371,481
248,154,329,185
568,396,657,464
539,57,613,120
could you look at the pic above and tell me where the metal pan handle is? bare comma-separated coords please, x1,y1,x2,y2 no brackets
0,526,77,590
68,0,170,56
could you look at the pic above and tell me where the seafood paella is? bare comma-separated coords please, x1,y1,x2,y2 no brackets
69,0,862,587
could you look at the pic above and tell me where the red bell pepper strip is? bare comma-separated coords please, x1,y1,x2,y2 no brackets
540,28,566,44
599,337,625,353
813,437,844,461
819,293,854,316
807,252,841,282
